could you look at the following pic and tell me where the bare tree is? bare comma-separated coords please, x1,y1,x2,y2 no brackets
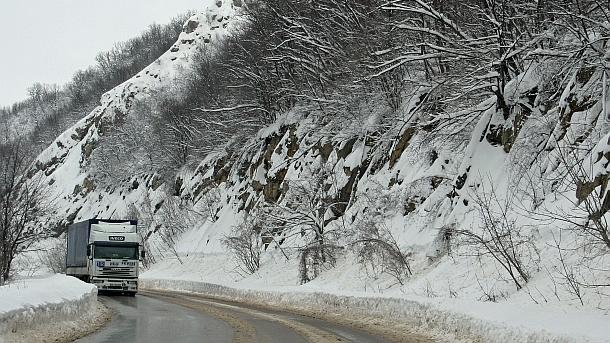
255,170,348,283
520,133,610,298
456,181,539,290
126,192,200,266
532,133,610,255
351,219,412,286
0,137,50,284
223,217,263,275
37,238,67,274
89,99,177,185
550,231,586,305
156,196,201,264
563,141,609,250
198,185,222,222
127,202,156,267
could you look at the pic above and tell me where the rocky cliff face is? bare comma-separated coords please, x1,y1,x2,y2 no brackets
166,55,609,297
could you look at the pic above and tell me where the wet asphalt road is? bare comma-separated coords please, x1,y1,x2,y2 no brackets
75,291,427,343
75,293,233,343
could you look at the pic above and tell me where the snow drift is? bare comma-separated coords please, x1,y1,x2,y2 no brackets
141,277,609,343
0,275,97,341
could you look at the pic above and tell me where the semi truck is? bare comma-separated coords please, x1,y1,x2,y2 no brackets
66,219,144,295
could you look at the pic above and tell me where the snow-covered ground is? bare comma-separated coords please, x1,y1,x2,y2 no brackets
0,274,107,343
142,248,610,343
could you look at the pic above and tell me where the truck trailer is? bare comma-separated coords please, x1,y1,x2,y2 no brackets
66,219,143,295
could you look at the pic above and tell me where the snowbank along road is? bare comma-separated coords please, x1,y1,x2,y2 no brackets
75,291,432,343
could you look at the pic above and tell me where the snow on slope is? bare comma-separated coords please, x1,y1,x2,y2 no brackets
140,54,610,341
0,275,99,342
28,0,243,231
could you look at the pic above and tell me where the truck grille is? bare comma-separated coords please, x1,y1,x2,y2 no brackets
106,285,125,290
98,267,135,277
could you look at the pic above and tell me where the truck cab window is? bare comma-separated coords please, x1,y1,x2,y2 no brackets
94,245,138,259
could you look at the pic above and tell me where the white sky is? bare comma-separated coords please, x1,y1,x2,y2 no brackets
0,0,204,108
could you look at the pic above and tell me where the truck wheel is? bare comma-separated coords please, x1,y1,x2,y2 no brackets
127,292,136,297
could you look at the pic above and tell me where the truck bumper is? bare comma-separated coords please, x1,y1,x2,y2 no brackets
91,277,138,292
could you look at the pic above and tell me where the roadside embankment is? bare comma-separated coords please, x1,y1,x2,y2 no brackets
142,278,610,343
0,274,110,343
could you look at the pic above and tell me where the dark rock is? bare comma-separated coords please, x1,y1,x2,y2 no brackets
154,200,165,214
184,19,199,34
389,127,416,169
174,177,183,196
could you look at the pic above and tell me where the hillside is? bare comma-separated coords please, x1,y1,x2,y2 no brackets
8,0,610,341
27,1,238,232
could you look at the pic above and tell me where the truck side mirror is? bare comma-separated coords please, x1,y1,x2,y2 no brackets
141,250,146,259
86,245,91,257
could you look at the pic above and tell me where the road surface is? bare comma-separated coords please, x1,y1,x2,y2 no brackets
76,290,431,343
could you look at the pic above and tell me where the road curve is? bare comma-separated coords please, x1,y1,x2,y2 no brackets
74,293,233,343
76,290,430,343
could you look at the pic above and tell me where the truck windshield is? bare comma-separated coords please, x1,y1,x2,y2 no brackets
94,245,138,259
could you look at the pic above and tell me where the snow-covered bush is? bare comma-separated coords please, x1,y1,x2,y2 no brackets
37,239,67,274
455,183,540,291
223,218,263,275
351,218,412,286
